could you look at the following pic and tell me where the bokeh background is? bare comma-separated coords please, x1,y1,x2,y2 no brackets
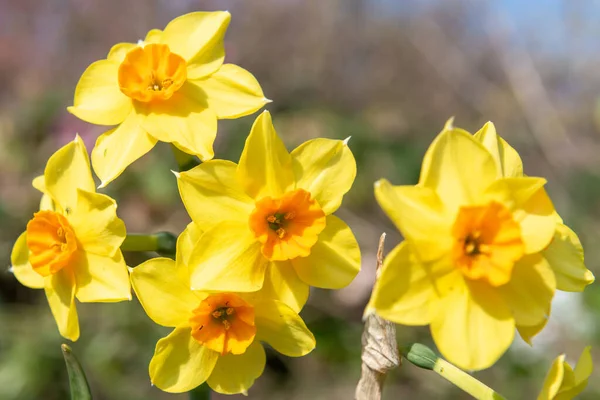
1,0,600,398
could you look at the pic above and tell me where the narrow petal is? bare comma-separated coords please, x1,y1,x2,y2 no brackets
484,177,556,254
138,87,217,160
130,258,200,327
74,250,131,303
176,222,203,269
290,215,360,289
189,222,268,293
161,11,230,78
69,189,125,257
45,268,79,341
45,135,95,214
291,138,356,214
67,59,132,125
473,122,523,178
91,112,157,188
207,341,266,395
372,242,456,325
543,224,594,292
419,128,498,212
190,64,268,119
573,346,593,384
106,42,138,63
499,255,555,327
430,280,515,371
375,179,452,262
177,160,254,229
538,355,565,400
237,111,295,200
11,232,44,289
254,300,315,357
248,261,309,313
149,327,219,393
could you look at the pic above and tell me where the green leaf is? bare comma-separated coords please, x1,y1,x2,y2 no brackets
61,344,92,400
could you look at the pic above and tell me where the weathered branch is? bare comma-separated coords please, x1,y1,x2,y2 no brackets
355,233,400,400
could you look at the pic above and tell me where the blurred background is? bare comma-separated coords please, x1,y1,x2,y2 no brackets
1,0,600,398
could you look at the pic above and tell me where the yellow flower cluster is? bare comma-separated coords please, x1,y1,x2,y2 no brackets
9,9,595,398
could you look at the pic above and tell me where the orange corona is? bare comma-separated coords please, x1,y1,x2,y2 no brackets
452,201,525,286
26,210,78,277
189,293,256,355
249,189,326,261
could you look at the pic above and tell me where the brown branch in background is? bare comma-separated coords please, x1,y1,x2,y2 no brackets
355,233,400,400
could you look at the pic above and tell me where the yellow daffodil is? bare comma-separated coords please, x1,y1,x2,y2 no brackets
68,11,269,187
538,347,593,400
371,120,593,371
130,224,315,394
10,136,131,341
176,111,361,312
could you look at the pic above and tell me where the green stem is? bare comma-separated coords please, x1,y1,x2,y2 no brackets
401,343,507,400
61,344,92,400
188,383,211,400
121,232,177,257
172,144,201,172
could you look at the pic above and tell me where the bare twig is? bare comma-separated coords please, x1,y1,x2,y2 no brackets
355,233,400,400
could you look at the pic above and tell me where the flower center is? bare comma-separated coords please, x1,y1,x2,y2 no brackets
189,293,256,355
118,43,187,102
249,189,326,261
26,210,78,277
452,201,524,286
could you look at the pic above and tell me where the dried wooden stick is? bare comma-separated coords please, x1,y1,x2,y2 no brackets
355,233,400,400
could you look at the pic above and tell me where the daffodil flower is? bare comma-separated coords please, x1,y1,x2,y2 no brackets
11,136,131,341
68,11,269,187
538,347,593,400
370,121,593,371
130,224,315,394
176,111,361,312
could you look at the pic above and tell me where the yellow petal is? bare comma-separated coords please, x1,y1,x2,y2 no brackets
517,315,549,345
430,280,515,371
45,268,79,341
149,327,219,393
177,160,254,229
68,189,125,257
189,221,268,293
74,250,131,302
538,355,566,400
290,215,360,289
375,179,452,262
207,341,266,395
190,64,268,119
484,177,556,254
45,135,95,214
473,122,523,178
420,128,498,212
247,261,308,313
144,29,163,44
237,111,295,199
372,242,454,325
176,222,203,269
33,174,56,211
67,59,132,125
543,224,594,292
11,232,44,289
106,42,138,63
254,300,315,357
551,347,594,399
91,112,157,188
499,255,555,327
573,346,593,385
291,138,356,214
162,11,230,79
131,258,200,327
138,88,217,160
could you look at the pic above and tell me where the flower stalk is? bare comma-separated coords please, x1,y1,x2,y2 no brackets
172,144,201,172
121,232,177,257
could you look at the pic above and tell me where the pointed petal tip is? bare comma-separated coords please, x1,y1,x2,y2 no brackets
97,182,108,190
171,170,181,178
263,98,273,104
7,266,13,274
443,116,455,130
127,266,134,274
343,136,351,146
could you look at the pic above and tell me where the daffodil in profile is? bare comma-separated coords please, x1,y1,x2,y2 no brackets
176,111,361,312
68,11,269,187
11,136,131,341
538,347,593,400
370,120,594,371
130,225,315,394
